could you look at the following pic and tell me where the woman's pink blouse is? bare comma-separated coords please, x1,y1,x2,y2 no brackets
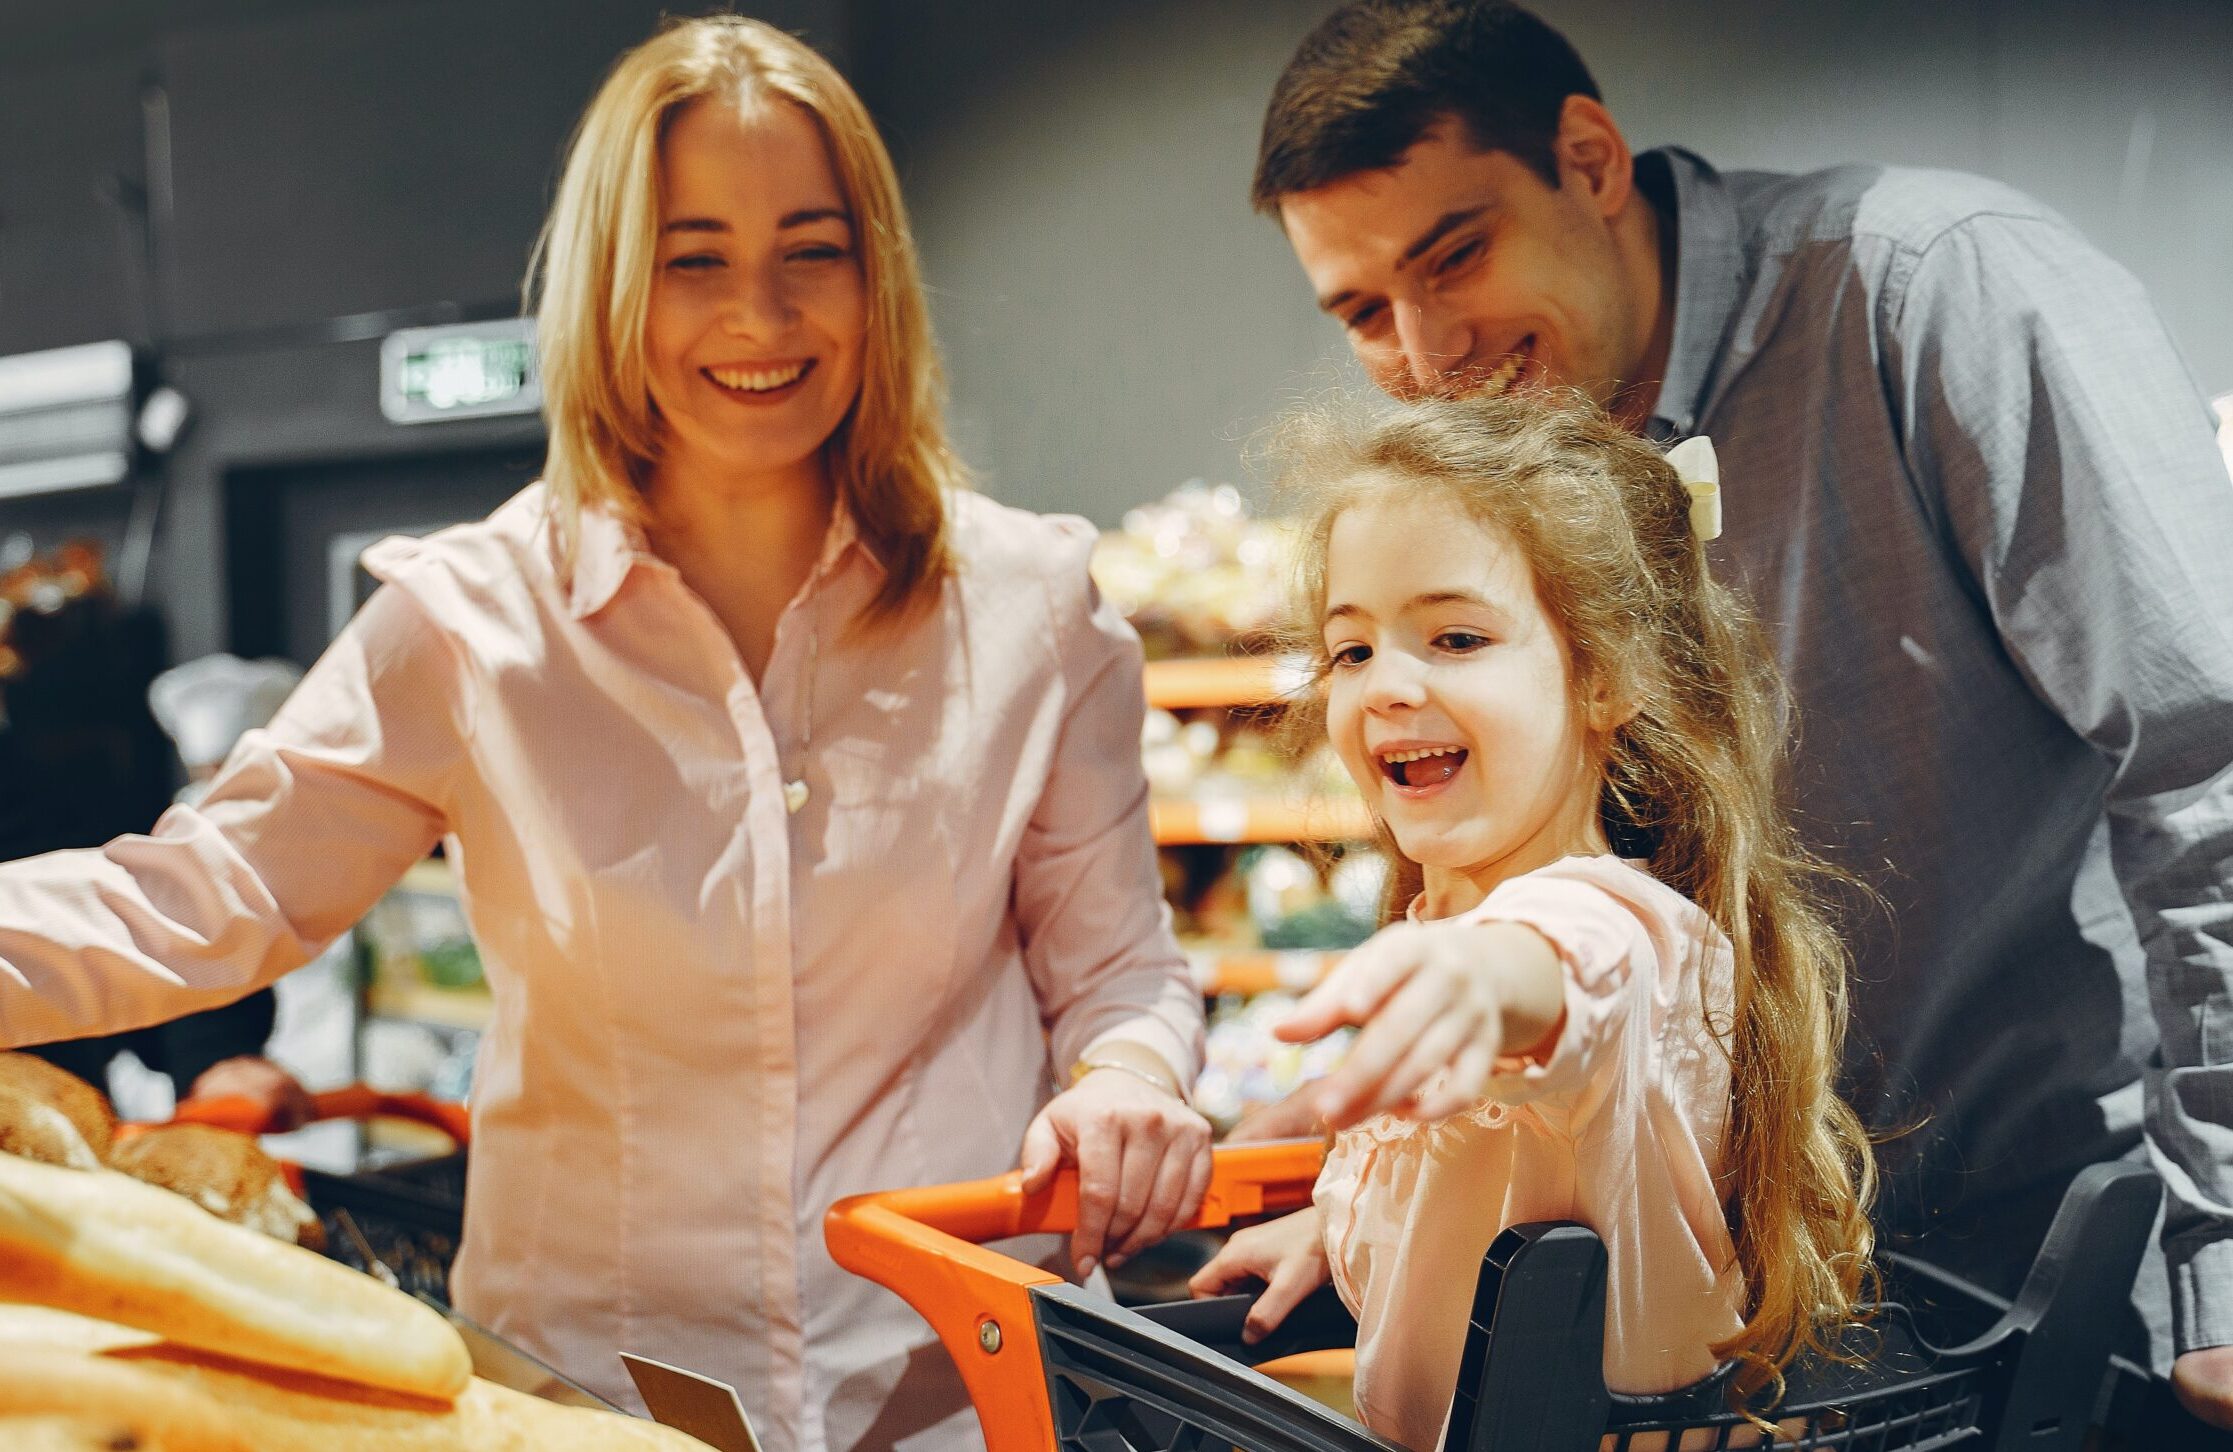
0,484,1203,1452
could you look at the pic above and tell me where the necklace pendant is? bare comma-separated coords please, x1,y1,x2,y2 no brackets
784,778,810,815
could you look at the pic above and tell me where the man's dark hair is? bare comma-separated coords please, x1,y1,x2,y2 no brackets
1252,0,1600,212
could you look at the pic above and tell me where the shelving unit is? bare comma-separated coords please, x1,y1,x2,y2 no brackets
1143,654,1369,847
363,976,492,1032
1142,654,1372,1016
353,855,492,1076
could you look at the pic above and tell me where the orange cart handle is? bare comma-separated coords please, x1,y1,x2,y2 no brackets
825,1139,1324,1452
166,1084,472,1146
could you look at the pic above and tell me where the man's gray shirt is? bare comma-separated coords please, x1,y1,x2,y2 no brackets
1639,147,2233,1362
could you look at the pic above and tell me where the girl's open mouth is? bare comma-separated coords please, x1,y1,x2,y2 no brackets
1379,745,1468,792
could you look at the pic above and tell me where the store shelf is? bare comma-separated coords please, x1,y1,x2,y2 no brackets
1186,948,1342,997
365,978,493,1032
396,856,459,897
1143,655,1313,711
1150,794,1373,845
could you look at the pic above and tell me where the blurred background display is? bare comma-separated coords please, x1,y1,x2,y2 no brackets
1,0,2227,1142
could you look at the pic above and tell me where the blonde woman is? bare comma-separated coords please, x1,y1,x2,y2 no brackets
0,17,1208,1452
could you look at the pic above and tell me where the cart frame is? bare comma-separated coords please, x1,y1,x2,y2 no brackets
827,1143,2162,1452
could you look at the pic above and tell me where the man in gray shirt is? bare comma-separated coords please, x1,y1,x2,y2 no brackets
1248,0,2233,1437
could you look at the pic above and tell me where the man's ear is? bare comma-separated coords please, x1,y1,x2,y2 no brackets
1554,95,1635,221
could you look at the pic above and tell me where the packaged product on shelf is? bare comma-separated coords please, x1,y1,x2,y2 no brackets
1248,846,1378,951
1329,851,1393,923
1141,707,1231,795
361,863,484,994
355,860,484,1103
1193,992,1354,1133
1091,480,1293,659
1243,845,1319,924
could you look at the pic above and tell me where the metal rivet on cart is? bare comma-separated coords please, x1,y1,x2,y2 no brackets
977,1319,1002,1354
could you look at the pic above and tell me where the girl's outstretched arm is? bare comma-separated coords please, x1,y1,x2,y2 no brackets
1279,918,1565,1129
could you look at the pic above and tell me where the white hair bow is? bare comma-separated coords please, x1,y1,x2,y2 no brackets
1664,435,1722,542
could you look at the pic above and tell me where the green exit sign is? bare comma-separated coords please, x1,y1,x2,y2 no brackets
381,318,542,424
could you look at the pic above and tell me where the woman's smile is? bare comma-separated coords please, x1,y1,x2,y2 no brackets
703,358,816,403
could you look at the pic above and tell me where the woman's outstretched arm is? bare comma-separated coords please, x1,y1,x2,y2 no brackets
0,583,467,1048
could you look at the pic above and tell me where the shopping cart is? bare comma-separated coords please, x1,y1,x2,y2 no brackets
826,1142,2161,1452
166,1083,470,1299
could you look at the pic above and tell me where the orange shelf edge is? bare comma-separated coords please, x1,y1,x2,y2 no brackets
1143,655,1311,711
1151,795,1374,845
1190,949,1343,997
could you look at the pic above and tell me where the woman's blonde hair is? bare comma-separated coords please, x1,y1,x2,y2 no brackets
1276,391,1877,1407
526,14,961,618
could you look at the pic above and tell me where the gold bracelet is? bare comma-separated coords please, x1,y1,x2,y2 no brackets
1069,1056,1183,1100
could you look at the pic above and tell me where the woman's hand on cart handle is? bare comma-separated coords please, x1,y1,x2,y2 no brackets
184,1056,315,1133
1188,1206,1330,1345
1018,1055,1212,1280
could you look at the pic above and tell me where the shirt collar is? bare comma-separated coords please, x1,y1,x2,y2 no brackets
814,498,875,583
564,494,643,620
560,488,880,621
1640,147,1748,443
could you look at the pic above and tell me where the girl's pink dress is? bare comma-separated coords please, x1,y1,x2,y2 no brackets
1317,854,1744,1451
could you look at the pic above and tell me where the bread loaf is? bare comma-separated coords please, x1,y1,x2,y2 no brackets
108,1123,324,1249
0,1053,117,1161
0,1085,102,1170
0,1152,470,1400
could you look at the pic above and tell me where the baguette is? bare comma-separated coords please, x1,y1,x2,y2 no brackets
0,1413,187,1452
0,1307,715,1451
0,1346,250,1452
0,1151,471,1401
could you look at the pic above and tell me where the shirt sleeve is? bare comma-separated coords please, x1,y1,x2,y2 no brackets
1888,213,2233,1355
1459,865,1654,1107
1010,519,1204,1090
0,581,469,1048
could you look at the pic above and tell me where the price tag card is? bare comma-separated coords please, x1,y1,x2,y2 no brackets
622,1352,764,1452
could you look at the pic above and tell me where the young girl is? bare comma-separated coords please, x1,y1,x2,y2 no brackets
1193,394,1875,1447
0,18,1207,1452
